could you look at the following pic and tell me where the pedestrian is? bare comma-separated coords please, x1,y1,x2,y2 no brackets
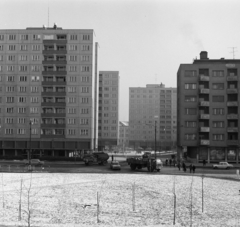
111,155,114,161
189,164,192,173
203,159,206,166
192,164,196,173
177,162,181,171
182,162,186,172
165,159,168,166
169,159,172,166
173,159,176,167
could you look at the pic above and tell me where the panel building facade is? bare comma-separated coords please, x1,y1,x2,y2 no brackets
129,84,177,150
0,25,97,157
118,121,129,152
177,51,240,163
98,71,119,151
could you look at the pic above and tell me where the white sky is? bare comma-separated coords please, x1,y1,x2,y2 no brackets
1,0,240,121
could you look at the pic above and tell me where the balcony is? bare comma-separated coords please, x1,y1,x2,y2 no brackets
41,113,65,118
227,101,238,106
199,75,209,81
42,50,67,55
200,140,210,145
199,127,210,132
42,60,67,65
227,75,238,81
227,114,238,119
42,81,66,86
199,88,210,94
227,140,239,145
227,127,238,132
41,123,66,128
199,114,210,119
199,101,209,106
227,88,238,94
42,70,67,75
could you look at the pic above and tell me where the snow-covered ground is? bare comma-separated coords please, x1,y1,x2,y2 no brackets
0,173,239,227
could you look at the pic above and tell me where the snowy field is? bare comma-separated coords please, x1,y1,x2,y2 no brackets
0,173,239,227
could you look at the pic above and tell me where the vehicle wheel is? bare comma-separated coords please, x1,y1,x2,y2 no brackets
226,167,229,170
137,166,142,170
85,162,89,166
157,169,160,172
213,166,217,169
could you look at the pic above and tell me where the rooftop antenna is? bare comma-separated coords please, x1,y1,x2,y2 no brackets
229,47,237,59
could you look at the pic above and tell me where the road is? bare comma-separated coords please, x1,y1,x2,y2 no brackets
0,160,239,179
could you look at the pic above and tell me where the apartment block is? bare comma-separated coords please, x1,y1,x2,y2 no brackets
177,51,240,163
129,84,177,150
118,121,129,152
0,25,97,157
98,71,119,151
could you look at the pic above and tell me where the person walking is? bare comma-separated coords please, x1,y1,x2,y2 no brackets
169,159,172,167
192,164,196,173
203,159,206,166
182,162,186,172
165,159,168,166
189,164,192,173
177,162,181,171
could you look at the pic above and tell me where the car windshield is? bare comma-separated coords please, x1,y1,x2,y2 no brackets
112,161,119,164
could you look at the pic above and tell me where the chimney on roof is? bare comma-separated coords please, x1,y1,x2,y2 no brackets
200,51,208,60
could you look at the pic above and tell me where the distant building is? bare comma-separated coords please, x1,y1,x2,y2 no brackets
0,25,98,158
98,71,119,151
118,121,129,152
129,83,177,150
177,51,240,163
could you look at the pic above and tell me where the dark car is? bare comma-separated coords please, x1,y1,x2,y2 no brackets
110,161,121,170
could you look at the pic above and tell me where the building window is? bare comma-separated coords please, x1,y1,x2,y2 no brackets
82,45,90,51
20,45,28,51
31,65,41,72
212,70,224,77
213,134,224,141
81,97,88,103
184,70,197,77
18,97,26,103
81,76,89,82
213,108,224,115
185,83,196,89
18,107,26,114
81,56,90,61
212,96,224,102
19,86,27,92
8,45,16,51
31,76,40,82
6,97,14,103
70,34,78,40
32,55,40,61
33,34,41,40
30,107,39,114
185,121,197,128
68,108,76,114
8,34,16,40
80,129,88,135
0,45,4,51
69,55,77,61
212,83,224,90
80,108,89,114
7,76,15,82
185,96,197,102
68,118,76,124
19,55,28,61
185,134,196,140
30,97,39,103
213,121,224,128
68,129,76,135
5,129,14,135
69,45,77,51
19,76,27,82
185,108,197,115
68,97,76,103
7,65,15,72
20,34,28,40
81,66,90,72
81,87,89,93
68,87,76,93
31,86,39,93
0,35,4,40
83,34,90,40
17,128,26,135
19,65,28,72
32,129,38,135
80,119,89,125
32,45,40,51
69,65,77,72
18,118,26,124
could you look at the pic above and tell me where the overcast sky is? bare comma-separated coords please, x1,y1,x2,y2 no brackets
1,0,240,121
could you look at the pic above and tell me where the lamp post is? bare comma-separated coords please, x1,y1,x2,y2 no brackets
154,116,158,160
28,120,33,166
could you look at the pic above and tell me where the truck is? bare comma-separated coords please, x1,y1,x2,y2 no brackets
126,152,163,172
83,152,109,166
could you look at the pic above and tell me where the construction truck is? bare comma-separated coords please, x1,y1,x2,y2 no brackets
126,152,163,172
83,152,109,166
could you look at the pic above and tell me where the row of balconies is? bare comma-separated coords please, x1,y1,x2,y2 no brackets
199,74,238,81
199,114,239,119
199,88,238,94
198,127,238,132
200,139,239,145
199,101,239,106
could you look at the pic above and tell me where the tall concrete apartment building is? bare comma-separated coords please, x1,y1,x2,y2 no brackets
177,51,240,163
129,84,177,150
118,121,129,152
0,25,98,157
98,71,119,151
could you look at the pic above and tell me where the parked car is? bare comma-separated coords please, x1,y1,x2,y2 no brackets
24,159,44,166
110,161,121,170
212,162,233,169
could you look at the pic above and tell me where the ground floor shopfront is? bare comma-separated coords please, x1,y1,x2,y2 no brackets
180,146,240,163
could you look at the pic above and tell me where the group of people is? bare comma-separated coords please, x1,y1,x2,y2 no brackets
165,159,176,166
176,162,196,173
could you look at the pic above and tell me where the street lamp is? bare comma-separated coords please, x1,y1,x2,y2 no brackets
28,120,33,166
154,116,158,160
